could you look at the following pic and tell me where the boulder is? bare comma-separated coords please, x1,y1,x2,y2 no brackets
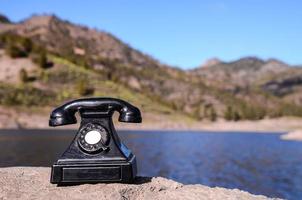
0,167,274,200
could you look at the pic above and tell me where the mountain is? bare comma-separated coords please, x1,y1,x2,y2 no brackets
192,57,302,99
0,15,161,67
191,57,289,89
0,14,10,24
1,14,302,122
200,58,222,68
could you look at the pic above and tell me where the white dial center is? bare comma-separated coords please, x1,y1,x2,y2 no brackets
84,130,101,144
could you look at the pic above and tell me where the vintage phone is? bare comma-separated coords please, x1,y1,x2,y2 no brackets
49,97,142,184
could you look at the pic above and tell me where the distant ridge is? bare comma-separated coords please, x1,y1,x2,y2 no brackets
200,58,222,68
0,14,11,24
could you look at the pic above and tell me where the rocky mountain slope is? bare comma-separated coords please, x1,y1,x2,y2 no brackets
191,57,302,109
192,57,288,88
0,14,302,122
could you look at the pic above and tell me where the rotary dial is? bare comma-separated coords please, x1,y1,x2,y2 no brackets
77,123,109,153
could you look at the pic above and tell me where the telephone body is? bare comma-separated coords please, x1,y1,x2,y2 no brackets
49,98,142,184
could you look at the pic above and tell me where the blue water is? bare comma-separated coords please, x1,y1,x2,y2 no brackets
0,130,301,199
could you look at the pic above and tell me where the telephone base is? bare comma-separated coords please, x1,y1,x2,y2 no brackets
50,155,137,184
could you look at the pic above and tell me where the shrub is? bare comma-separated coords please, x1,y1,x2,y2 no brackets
6,43,27,58
233,110,241,121
224,106,241,121
43,66,91,84
209,106,217,122
2,34,33,58
224,106,233,121
75,79,94,96
239,103,266,120
19,69,28,83
20,37,32,53
0,84,54,106
38,51,48,69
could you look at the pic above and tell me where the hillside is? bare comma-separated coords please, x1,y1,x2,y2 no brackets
191,57,302,114
0,14,302,125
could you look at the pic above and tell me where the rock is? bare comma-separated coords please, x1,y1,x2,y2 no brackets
127,76,141,90
0,167,274,200
281,130,302,141
0,110,19,129
200,58,222,68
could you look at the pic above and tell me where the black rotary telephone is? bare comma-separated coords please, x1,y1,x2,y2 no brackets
49,97,142,184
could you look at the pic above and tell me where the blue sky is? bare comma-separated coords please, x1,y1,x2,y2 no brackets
1,0,301,69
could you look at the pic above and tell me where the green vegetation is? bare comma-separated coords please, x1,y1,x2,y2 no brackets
0,33,50,68
42,56,98,84
6,44,26,58
240,103,266,120
41,56,175,115
224,106,240,121
276,103,302,117
75,79,94,96
223,104,266,121
19,69,29,83
209,106,217,122
0,34,32,58
36,50,48,69
0,84,54,106
198,104,217,121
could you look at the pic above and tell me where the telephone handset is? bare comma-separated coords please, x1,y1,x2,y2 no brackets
49,98,142,184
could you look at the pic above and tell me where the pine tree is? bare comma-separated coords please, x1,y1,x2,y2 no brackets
38,51,48,69
224,106,233,121
209,106,217,122
233,111,241,121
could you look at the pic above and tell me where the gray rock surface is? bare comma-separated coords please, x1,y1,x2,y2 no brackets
0,167,275,200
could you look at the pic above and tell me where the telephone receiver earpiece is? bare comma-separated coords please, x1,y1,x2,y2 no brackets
49,97,141,184
49,98,142,126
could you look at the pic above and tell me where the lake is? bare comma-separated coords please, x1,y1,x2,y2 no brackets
0,129,301,199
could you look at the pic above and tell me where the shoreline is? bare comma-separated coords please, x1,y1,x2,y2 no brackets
1,108,302,141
